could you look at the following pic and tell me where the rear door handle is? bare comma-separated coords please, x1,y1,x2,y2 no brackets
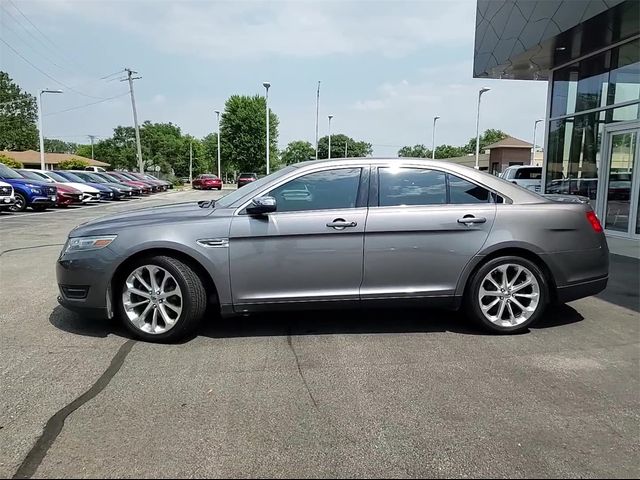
457,216,487,225
327,219,357,229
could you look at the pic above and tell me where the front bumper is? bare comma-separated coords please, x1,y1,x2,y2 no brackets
57,193,82,205
0,195,16,207
56,247,118,317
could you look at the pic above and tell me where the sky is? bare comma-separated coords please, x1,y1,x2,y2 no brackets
0,0,548,157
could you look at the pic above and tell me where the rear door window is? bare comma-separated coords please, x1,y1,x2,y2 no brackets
378,168,446,206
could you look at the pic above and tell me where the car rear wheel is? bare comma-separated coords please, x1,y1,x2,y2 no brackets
465,256,548,334
9,193,26,212
117,256,207,342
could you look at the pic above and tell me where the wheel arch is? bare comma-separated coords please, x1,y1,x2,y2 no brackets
455,244,558,305
110,247,220,311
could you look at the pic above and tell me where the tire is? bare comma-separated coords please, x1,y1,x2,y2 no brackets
117,255,207,342
218,187,222,190
31,204,48,212
465,256,549,334
9,193,26,212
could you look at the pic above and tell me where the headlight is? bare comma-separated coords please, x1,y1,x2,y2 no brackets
25,183,42,193
64,235,117,253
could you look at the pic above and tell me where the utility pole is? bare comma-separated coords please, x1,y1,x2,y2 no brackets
87,135,96,160
123,68,144,173
328,115,333,159
215,110,221,180
315,81,321,160
189,140,193,185
345,140,348,158
263,82,271,175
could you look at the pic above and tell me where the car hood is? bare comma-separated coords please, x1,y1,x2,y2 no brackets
63,182,100,193
71,201,215,236
2,178,50,187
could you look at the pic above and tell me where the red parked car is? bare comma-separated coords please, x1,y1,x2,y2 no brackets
193,174,223,190
104,172,152,194
55,183,83,207
237,172,258,188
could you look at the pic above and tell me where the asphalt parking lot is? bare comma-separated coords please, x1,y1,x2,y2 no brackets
1,189,638,479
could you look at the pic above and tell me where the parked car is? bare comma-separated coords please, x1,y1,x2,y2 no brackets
237,172,258,188
17,170,83,207
53,170,116,201
57,158,609,342
69,170,135,199
102,172,152,194
84,166,107,172
23,169,101,203
500,166,542,192
145,174,173,189
0,163,56,212
90,172,143,196
547,177,598,200
193,174,223,190
0,180,15,211
116,171,159,193
125,171,168,191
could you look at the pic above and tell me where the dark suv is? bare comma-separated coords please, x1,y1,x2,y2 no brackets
237,173,258,188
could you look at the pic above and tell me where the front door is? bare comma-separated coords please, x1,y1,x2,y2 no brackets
597,125,640,240
361,166,497,300
229,166,368,311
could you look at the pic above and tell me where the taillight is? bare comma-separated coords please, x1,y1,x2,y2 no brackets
586,211,603,232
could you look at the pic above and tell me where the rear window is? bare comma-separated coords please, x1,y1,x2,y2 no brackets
514,168,542,180
239,173,256,179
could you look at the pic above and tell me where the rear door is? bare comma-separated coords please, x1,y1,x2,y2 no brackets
361,165,496,300
229,165,369,310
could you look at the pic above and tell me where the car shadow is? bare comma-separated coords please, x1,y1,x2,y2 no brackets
50,303,585,342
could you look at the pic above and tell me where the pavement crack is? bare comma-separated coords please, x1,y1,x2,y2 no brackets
286,331,319,409
12,339,136,480
0,243,64,257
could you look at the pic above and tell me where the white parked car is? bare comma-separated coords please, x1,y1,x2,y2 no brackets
24,169,101,203
500,166,542,193
0,180,15,211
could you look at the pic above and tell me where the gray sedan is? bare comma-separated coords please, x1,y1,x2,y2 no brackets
56,159,609,342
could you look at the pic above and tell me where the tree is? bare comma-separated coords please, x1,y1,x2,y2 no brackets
398,144,430,158
220,95,279,174
464,129,508,153
0,71,38,151
0,153,23,168
317,134,372,159
281,140,315,165
45,138,78,154
434,144,467,159
58,158,90,170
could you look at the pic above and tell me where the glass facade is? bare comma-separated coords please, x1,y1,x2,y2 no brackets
545,38,640,200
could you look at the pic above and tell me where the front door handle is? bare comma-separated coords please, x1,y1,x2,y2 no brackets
327,219,357,230
457,216,487,225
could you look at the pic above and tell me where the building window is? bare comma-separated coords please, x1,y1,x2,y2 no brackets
545,38,640,202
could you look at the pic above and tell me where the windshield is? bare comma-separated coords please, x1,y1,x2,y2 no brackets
73,171,101,182
55,171,85,183
217,166,296,207
0,163,24,179
18,170,44,181
43,171,67,182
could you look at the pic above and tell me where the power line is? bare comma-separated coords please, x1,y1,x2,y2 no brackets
44,91,129,116
6,0,96,75
0,37,108,100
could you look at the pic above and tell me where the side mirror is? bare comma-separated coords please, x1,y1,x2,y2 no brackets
246,196,276,215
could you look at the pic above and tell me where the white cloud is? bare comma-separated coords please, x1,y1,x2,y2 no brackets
35,0,476,59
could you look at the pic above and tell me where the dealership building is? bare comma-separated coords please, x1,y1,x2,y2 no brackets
474,0,639,256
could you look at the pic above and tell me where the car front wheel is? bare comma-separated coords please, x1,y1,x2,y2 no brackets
466,256,548,334
117,256,207,342
9,193,26,212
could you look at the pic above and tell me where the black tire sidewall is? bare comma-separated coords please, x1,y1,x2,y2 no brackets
117,256,204,342
466,256,549,333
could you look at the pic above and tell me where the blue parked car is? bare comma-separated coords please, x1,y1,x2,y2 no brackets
54,170,115,201
0,163,57,212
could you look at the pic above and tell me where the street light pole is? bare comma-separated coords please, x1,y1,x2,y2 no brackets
263,82,271,175
532,119,543,165
327,115,334,159
474,87,491,170
432,116,440,160
215,110,221,179
315,81,321,160
87,135,96,160
189,140,193,185
38,89,63,170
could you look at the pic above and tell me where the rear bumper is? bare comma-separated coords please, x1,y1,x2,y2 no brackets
556,275,608,303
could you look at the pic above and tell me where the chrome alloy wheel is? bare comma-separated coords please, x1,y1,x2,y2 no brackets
122,265,183,334
478,264,540,327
